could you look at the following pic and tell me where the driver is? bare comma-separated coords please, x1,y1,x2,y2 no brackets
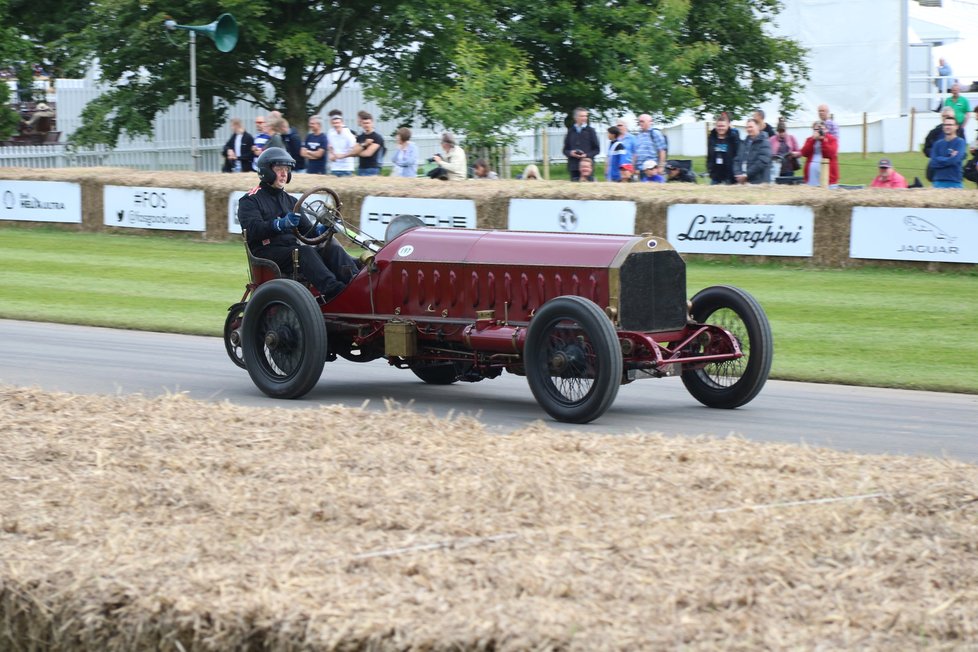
238,147,358,302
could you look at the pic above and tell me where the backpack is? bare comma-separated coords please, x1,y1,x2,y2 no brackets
652,128,669,153
964,156,978,183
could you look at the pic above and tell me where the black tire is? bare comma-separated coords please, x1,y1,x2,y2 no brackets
223,302,247,369
411,362,464,385
681,285,773,409
242,279,327,399
524,296,622,424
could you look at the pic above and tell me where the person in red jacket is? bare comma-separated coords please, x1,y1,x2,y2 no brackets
801,120,839,186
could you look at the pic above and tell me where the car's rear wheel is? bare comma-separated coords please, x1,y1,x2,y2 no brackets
681,285,772,409
223,302,247,369
524,296,622,423
242,279,327,399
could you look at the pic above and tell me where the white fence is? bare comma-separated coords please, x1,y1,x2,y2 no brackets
1,74,964,172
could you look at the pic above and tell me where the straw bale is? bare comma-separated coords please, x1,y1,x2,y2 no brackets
1,385,976,650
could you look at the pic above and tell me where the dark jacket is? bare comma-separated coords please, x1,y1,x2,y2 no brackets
733,132,772,184
237,183,317,256
562,125,600,173
221,130,255,173
706,129,740,184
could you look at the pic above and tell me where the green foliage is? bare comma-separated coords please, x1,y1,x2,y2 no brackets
367,0,808,126
419,39,541,151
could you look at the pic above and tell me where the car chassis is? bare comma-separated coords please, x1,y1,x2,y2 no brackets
225,187,773,423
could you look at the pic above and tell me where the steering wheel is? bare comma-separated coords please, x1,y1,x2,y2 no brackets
294,187,344,246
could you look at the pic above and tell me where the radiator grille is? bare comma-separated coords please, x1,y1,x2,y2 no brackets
618,250,688,332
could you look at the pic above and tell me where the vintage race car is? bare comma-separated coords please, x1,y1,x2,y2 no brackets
224,187,772,424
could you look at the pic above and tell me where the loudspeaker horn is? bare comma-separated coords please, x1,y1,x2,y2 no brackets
164,13,238,52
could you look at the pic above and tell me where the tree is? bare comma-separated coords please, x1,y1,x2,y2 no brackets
64,0,422,147
365,0,808,125
8,0,92,79
0,0,33,139
369,38,540,156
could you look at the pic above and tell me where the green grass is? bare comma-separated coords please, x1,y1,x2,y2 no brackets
516,151,934,186
1,226,975,393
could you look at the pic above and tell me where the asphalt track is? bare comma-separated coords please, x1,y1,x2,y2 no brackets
2,319,976,462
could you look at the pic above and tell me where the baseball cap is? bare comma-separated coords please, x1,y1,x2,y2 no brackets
642,159,658,170
877,158,892,168
620,163,634,171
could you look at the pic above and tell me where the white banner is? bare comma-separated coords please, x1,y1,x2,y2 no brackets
850,207,978,263
103,186,205,232
508,199,636,235
667,204,814,257
359,196,477,241
1,180,82,223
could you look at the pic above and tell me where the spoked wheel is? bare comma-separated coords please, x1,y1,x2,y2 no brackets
223,302,247,369
681,285,773,409
524,296,622,424
241,279,327,399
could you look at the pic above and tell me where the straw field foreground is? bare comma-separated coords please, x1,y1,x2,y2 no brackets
2,386,976,651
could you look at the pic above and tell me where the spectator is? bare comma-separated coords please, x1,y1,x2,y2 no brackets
390,127,418,178
639,159,664,183
575,157,595,182
431,132,467,181
665,161,697,183
520,164,541,180
929,116,966,188
615,117,637,156
943,83,970,130
733,118,772,184
473,158,499,180
251,116,270,157
300,115,328,175
817,104,839,139
924,107,964,159
562,107,600,181
221,117,255,173
326,110,357,177
264,117,287,151
618,163,636,182
801,120,839,187
769,121,801,177
936,58,953,105
605,126,629,182
870,159,908,189
753,109,776,138
634,113,667,170
24,102,56,134
353,111,385,176
706,112,739,185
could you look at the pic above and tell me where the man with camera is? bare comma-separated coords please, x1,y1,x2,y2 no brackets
427,132,467,180
562,107,600,181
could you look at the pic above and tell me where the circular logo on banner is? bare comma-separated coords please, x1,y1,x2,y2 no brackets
558,207,578,231
2,190,14,210
397,245,414,257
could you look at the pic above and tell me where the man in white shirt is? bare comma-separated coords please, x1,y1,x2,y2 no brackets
326,110,357,177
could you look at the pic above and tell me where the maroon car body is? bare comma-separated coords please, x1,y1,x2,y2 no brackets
225,190,772,423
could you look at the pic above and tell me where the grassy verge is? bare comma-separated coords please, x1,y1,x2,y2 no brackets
1,226,975,393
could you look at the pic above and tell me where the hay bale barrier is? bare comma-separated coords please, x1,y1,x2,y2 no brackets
2,386,976,650
4,168,977,269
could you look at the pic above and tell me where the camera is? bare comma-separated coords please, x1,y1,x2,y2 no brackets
427,156,438,163
817,128,825,136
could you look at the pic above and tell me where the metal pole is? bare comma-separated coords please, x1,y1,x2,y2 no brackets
189,30,200,171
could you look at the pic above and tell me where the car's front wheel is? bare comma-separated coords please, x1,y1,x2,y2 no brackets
681,285,772,409
524,296,622,423
242,279,327,399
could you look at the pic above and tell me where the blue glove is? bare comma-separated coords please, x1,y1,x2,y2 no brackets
314,223,328,236
272,212,301,232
